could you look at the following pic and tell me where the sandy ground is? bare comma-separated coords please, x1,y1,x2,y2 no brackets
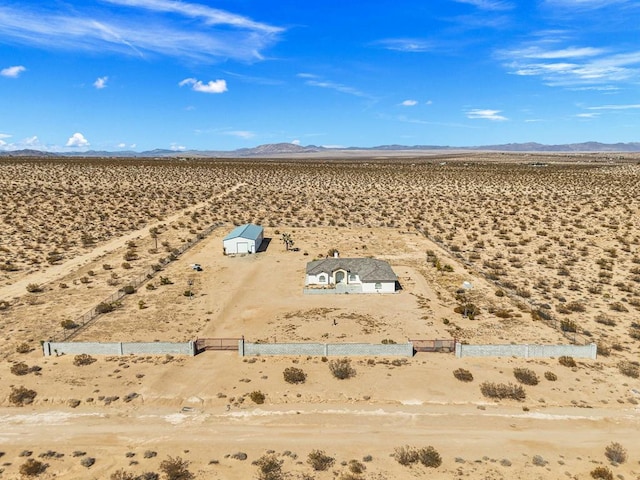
1,158,639,479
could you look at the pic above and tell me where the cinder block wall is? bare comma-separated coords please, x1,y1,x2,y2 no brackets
42,341,195,356
455,343,596,359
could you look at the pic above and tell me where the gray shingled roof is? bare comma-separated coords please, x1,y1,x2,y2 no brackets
306,258,397,282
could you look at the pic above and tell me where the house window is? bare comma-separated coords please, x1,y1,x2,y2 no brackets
349,274,358,282
375,282,382,290
318,274,327,283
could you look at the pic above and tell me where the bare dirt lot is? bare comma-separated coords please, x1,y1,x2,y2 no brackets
0,155,639,479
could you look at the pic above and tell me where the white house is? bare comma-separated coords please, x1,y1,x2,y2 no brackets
223,224,264,255
305,257,398,294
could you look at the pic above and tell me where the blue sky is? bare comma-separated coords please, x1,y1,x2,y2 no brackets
1,0,640,152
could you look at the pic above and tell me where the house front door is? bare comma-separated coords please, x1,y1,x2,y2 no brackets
335,271,345,284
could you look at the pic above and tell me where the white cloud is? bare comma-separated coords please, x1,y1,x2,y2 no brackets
401,100,418,106
170,143,186,151
0,133,11,139
587,103,640,110
576,113,599,118
374,38,432,52
179,77,227,93
24,136,40,146
93,76,108,89
466,109,508,121
0,2,283,63
225,130,255,139
1,65,26,78
291,139,300,145
426,100,433,105
303,77,368,98
453,0,514,10
65,132,90,148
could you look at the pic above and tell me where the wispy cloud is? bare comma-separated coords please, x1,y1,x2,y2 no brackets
401,100,418,106
543,0,631,9
587,104,640,110
179,77,228,93
299,74,368,98
1,65,26,78
453,0,514,10
576,112,599,118
66,132,90,148
466,109,508,121
224,130,255,139
373,38,432,52
500,40,640,87
0,2,283,63
93,76,108,89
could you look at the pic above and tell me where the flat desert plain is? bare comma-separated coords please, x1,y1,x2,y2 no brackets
0,155,639,480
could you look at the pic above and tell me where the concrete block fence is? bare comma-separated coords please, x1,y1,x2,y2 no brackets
240,341,414,357
42,341,196,357
455,342,597,359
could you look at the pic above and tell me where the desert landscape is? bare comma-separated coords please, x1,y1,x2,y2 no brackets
1,153,640,479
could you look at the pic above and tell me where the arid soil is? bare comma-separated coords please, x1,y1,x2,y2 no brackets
0,155,639,479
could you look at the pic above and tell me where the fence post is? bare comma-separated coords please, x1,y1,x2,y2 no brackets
455,342,462,358
238,338,244,357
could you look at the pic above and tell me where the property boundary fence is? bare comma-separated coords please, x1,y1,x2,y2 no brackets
42,341,196,356
455,342,597,359
48,223,222,343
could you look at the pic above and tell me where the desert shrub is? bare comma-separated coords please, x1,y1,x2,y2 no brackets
0,300,10,310
183,290,193,297
283,367,306,384
10,362,30,376
329,358,356,379
231,452,248,460
159,456,194,480
597,342,611,357
121,262,132,269
453,368,473,382
558,356,577,368
595,314,616,327
26,283,43,293
610,302,628,312
143,450,157,459
591,466,613,480
137,473,159,480
60,319,78,330
617,361,639,378
123,250,138,261
307,450,335,471
254,454,284,480
249,390,266,404
566,301,586,312
81,457,96,468
604,442,627,464
110,470,135,480
544,371,557,381
495,289,505,297
160,276,173,285
19,458,47,476
96,302,115,314
73,354,97,366
393,445,419,466
560,319,578,332
123,285,135,295
628,327,640,340
347,459,366,473
513,368,539,386
9,386,37,406
16,342,31,354
532,455,547,466
479,382,526,401
417,446,442,468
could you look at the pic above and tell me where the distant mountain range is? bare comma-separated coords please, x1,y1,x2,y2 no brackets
2,141,640,158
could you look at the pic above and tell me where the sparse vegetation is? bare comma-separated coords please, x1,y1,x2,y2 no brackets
329,358,356,380
453,368,473,382
9,386,37,406
73,354,97,366
604,442,627,464
513,367,539,386
480,382,526,401
591,466,613,480
558,356,577,368
159,456,194,480
19,458,47,476
307,450,335,471
617,361,639,378
249,390,266,404
254,453,284,480
283,367,307,384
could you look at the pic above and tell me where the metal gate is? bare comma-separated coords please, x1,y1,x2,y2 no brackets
410,339,456,353
195,338,242,352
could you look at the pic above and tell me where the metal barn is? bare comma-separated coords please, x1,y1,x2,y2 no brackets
223,224,264,255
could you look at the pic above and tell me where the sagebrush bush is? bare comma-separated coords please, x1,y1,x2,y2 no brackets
9,386,37,406
11,362,30,376
16,342,31,354
283,367,306,384
254,454,284,480
452,368,473,382
159,456,194,480
558,356,576,368
95,302,115,314
329,358,356,379
479,382,526,401
604,442,627,464
544,371,557,381
249,390,266,404
513,368,539,386
417,446,442,468
591,466,614,480
307,450,335,471
19,458,47,476
26,283,42,293
617,361,640,378
393,445,418,466
73,354,97,366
